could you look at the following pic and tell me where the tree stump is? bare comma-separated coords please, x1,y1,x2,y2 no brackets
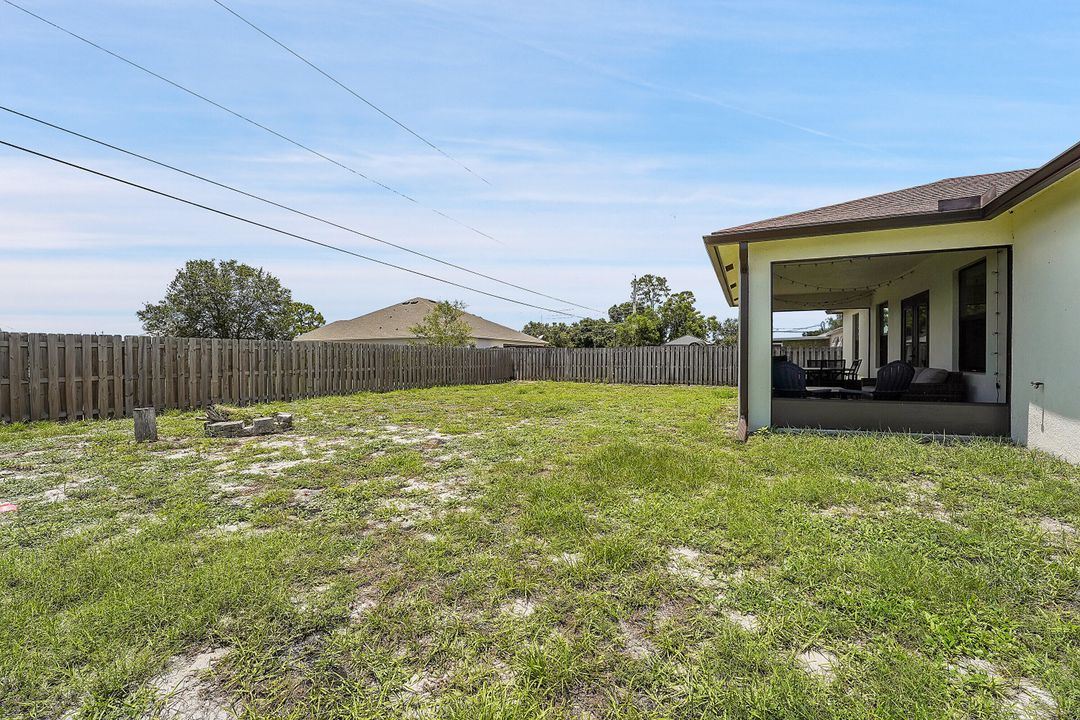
134,407,158,443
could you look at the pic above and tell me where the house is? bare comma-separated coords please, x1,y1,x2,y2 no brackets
772,325,843,352
704,140,1080,463
664,334,706,346
294,298,547,348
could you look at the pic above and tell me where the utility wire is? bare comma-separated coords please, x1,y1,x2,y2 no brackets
0,105,601,314
2,0,499,244
209,0,489,186
0,138,584,319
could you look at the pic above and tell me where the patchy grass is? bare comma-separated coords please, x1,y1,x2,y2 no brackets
1,381,1078,719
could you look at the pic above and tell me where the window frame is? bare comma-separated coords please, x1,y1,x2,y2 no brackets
957,258,988,373
901,290,930,367
876,302,889,368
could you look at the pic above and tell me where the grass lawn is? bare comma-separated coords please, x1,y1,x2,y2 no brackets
1,382,1079,719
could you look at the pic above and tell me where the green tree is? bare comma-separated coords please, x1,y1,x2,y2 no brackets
706,317,738,346
630,274,671,311
659,291,707,342
569,318,615,348
409,300,474,347
608,301,635,324
285,302,325,337
522,321,573,347
614,309,664,346
137,259,324,339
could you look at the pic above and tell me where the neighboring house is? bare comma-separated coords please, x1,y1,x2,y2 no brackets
664,334,706,346
704,140,1080,463
295,298,547,348
772,326,843,351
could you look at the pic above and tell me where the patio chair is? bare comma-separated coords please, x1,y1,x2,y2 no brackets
867,360,915,400
841,358,863,380
772,360,808,398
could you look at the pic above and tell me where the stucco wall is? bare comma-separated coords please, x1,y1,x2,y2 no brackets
745,218,1014,432
1009,170,1080,463
840,309,871,378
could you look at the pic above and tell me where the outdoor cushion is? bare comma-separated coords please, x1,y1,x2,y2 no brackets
912,367,949,385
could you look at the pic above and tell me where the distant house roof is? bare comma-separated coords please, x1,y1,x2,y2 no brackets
294,298,547,346
664,334,706,346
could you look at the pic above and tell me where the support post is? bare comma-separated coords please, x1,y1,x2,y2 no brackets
736,242,750,442
133,406,158,443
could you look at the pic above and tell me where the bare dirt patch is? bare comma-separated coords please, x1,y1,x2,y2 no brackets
146,647,232,720
723,609,760,633
618,618,657,660
950,658,1058,719
393,669,450,708
1037,516,1077,545
348,586,381,622
240,458,313,476
796,649,838,683
501,598,536,618
666,546,719,588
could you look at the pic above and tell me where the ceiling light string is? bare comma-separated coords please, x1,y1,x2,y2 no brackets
773,267,917,294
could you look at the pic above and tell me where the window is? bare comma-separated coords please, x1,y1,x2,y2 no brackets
958,259,987,372
877,302,889,367
901,291,930,367
852,312,860,363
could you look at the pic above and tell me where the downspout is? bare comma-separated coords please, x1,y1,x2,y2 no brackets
736,241,750,442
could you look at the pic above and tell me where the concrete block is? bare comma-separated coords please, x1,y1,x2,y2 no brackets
208,421,245,437
252,417,277,435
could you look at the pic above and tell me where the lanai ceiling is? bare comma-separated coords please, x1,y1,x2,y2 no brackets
771,254,928,311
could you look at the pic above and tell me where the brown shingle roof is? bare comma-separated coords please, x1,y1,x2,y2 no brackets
294,298,547,346
711,169,1036,238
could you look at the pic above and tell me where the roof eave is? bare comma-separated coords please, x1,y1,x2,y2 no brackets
984,139,1080,218
702,207,985,246
704,240,737,307
704,138,1080,247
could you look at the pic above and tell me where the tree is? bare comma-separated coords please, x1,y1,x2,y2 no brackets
526,273,718,348
659,291,706,342
409,300,474,347
569,317,615,348
522,321,572,347
137,259,324,339
608,301,635,324
285,302,325,337
706,317,738,346
630,274,671,311
614,309,664,346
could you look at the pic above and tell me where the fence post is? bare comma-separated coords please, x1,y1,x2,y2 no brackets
133,407,158,442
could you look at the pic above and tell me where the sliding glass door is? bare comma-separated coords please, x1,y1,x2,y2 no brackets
901,291,929,367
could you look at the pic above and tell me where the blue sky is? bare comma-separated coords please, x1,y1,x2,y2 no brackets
2,0,1078,335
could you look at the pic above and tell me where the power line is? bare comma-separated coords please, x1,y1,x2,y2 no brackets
0,105,601,314
2,0,499,244
0,138,585,319
209,0,489,186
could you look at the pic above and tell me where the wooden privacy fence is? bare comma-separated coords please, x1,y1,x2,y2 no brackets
505,345,738,386
0,333,514,423
777,346,845,368
0,333,748,423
